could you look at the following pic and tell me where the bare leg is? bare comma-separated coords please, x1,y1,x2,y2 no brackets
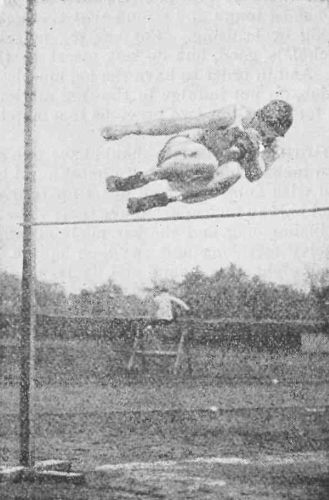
127,160,219,214
106,135,216,193
126,161,243,213
173,325,188,375
154,137,217,187
127,324,143,371
106,135,223,212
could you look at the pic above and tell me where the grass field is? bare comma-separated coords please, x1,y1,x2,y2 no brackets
1,338,329,499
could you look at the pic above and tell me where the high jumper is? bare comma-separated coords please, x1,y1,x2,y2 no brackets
102,100,293,213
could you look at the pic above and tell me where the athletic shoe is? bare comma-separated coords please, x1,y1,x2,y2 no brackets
106,172,147,192
127,192,170,214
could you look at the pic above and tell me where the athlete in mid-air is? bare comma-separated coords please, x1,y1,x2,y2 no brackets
102,100,293,214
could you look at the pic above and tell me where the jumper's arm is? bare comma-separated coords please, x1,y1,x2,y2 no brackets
102,105,236,140
242,140,280,182
169,296,190,311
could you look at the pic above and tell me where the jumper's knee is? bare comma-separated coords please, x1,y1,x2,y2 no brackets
214,161,243,183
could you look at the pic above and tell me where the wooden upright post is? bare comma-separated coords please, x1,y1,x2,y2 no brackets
20,0,37,468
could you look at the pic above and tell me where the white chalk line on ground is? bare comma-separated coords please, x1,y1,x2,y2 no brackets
132,471,227,488
95,451,327,473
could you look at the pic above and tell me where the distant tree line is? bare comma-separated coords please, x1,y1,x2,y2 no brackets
0,264,328,322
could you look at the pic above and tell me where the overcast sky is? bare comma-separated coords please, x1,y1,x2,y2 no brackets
1,0,329,295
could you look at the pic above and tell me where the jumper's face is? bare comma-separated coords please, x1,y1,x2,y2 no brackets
257,119,281,144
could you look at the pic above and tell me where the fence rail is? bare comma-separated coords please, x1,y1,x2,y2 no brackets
1,312,328,352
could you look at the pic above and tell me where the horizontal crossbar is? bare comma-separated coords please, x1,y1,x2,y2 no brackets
19,205,329,227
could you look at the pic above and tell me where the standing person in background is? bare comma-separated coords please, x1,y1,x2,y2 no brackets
151,287,191,372
143,286,190,347
127,286,190,371
152,286,190,325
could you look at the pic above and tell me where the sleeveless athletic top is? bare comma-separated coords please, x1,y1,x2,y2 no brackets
200,106,260,165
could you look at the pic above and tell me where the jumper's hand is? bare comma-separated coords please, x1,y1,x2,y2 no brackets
221,147,241,163
101,126,126,141
236,132,260,159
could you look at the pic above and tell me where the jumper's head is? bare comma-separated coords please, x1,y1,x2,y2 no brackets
254,100,293,143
